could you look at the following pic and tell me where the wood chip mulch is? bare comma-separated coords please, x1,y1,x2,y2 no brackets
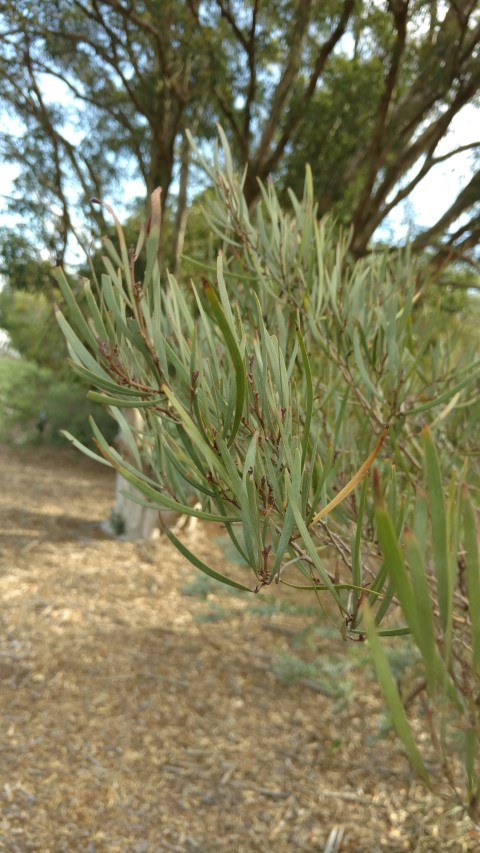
0,444,479,852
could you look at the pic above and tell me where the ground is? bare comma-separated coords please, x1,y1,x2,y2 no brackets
0,444,479,853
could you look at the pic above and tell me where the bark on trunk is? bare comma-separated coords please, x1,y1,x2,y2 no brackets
102,408,200,540
102,473,160,540
172,129,192,275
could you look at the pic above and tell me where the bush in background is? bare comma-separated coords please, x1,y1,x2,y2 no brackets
0,356,117,448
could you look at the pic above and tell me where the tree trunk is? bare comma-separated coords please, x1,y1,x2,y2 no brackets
101,407,160,540
172,128,192,275
102,408,200,540
102,473,160,540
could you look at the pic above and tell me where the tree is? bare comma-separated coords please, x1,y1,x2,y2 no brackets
56,137,480,809
273,1,480,260
0,230,68,368
1,0,479,267
0,229,58,293
0,0,216,263
0,289,66,368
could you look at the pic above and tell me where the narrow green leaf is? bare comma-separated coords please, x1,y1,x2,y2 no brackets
55,268,99,350
352,327,384,401
181,254,257,282
296,323,313,469
352,476,368,593
101,235,123,269
144,189,162,286
82,280,110,341
216,123,234,180
67,362,143,397
363,602,430,783
374,626,411,637
243,431,259,485
100,274,132,341
203,279,246,445
173,424,210,484
216,253,236,328
61,430,113,467
55,307,113,382
109,407,143,470
271,504,295,579
373,579,393,626
87,392,164,408
422,427,452,640
93,198,132,297
465,728,478,801
407,368,480,416
462,487,480,673
92,425,238,524
373,473,420,642
307,442,334,526
161,385,221,474
333,386,350,446
403,530,436,685
287,484,342,606
412,490,428,558
162,522,252,593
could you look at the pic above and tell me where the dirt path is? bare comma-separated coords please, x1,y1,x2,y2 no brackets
0,444,478,852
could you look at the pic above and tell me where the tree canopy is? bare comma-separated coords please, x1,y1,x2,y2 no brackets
0,0,479,269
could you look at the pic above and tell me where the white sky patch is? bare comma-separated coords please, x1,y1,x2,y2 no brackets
0,161,21,202
376,103,479,241
40,73,77,105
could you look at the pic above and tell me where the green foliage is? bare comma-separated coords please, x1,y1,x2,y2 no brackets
0,229,58,293
55,134,480,808
0,357,117,448
55,133,478,594
366,433,480,811
280,54,385,223
412,280,480,474
179,188,221,281
272,648,353,700
0,289,68,370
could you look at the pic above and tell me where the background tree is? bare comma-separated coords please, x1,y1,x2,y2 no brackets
0,0,479,269
0,229,66,367
0,0,217,264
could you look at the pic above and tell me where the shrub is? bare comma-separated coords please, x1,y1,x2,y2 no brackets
55,132,480,810
0,356,117,447
0,288,68,370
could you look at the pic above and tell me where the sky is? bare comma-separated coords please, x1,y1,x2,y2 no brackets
378,103,478,241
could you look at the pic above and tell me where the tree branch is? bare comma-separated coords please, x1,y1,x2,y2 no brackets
243,0,259,150
350,66,480,254
351,0,409,229
412,171,480,251
216,0,250,52
432,140,480,166
249,0,316,172
32,60,148,182
249,0,355,193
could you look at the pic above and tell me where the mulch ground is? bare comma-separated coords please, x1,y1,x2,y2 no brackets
0,443,479,852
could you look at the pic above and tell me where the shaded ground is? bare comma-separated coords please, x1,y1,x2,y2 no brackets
0,443,478,852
